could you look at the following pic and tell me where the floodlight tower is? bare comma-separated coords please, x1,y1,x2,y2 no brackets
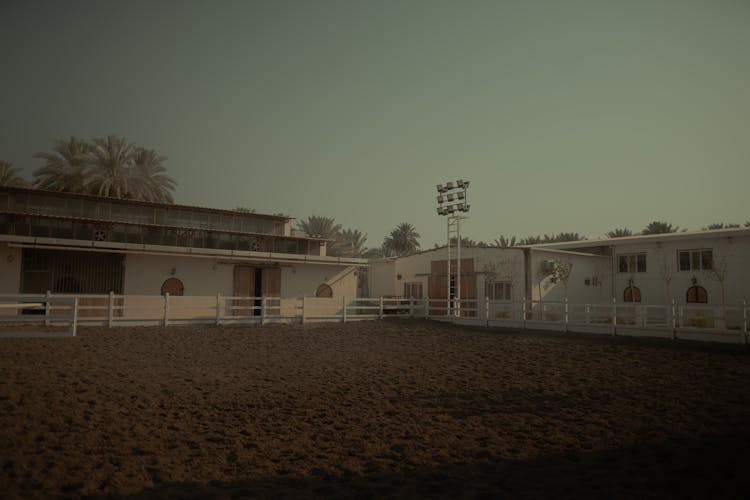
436,180,470,317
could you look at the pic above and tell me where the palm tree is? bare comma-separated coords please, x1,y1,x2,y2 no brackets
383,222,420,256
607,228,633,238
130,147,176,203
494,235,517,247
85,135,135,199
296,215,343,255
642,221,679,235
339,228,367,257
544,232,585,243
32,136,91,192
0,160,30,187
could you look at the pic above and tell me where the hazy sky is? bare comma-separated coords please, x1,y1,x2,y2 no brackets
2,0,748,248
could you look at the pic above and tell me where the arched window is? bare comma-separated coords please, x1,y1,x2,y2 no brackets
686,285,707,304
315,284,333,298
623,286,641,303
161,278,184,296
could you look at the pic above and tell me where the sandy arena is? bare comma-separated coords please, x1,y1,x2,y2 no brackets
1,319,749,498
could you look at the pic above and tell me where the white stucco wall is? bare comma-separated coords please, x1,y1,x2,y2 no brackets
528,249,611,305
0,242,21,294
608,234,750,306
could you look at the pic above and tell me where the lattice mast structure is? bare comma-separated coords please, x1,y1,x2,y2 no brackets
436,180,470,317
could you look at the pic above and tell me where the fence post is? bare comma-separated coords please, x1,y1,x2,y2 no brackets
670,298,676,340
45,290,51,326
564,297,569,333
70,297,78,337
163,292,170,327
215,293,221,325
585,304,590,324
522,300,526,330
611,297,616,336
379,296,384,319
301,296,306,324
485,296,490,327
342,296,347,323
260,297,266,325
424,297,429,318
108,291,114,328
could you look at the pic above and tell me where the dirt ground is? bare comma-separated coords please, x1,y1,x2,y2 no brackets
1,319,749,499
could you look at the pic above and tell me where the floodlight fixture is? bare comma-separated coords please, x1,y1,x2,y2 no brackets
446,193,455,202
437,195,445,203
447,205,455,213
457,191,465,200
436,184,446,193
445,181,454,190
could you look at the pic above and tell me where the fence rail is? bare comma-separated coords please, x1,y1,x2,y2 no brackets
0,293,747,344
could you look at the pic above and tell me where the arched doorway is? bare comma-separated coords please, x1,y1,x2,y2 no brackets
686,285,707,303
161,277,184,296
315,284,333,298
623,286,641,303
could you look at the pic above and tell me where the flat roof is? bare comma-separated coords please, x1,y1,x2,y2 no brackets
522,227,750,250
1,186,292,221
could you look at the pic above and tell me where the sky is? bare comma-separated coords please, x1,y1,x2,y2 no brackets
1,0,749,249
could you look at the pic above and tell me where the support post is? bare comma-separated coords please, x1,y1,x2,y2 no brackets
163,292,170,327
45,290,51,326
108,291,114,328
215,293,221,325
742,300,747,344
564,297,569,332
379,296,384,320
611,297,616,336
342,296,347,323
670,298,676,340
522,300,526,330
585,304,590,324
70,297,78,337
302,296,306,324
260,297,266,325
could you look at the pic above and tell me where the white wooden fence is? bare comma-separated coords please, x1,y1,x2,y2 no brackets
0,293,747,344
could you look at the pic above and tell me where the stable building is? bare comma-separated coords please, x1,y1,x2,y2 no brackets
0,187,365,317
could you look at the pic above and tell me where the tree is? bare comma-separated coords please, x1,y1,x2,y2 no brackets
607,228,633,238
703,223,740,230
545,232,585,243
383,223,420,256
554,260,573,298
642,221,679,235
32,136,91,191
85,135,135,199
296,216,343,255
130,147,176,203
0,160,30,187
339,228,367,258
705,255,729,330
493,235,517,248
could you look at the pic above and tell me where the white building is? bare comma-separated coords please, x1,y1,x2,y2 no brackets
0,187,365,319
369,228,750,328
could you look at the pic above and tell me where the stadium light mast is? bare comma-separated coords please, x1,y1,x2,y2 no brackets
436,180,470,317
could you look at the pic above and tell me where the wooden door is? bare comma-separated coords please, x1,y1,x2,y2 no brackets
262,268,281,315
428,260,447,315
161,278,184,296
233,266,255,316
456,259,476,317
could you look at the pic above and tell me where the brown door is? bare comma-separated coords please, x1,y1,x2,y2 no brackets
161,278,184,296
457,259,476,317
262,268,281,314
233,266,255,316
428,260,447,315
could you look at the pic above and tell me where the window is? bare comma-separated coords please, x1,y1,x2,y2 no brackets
486,281,512,301
686,285,707,303
403,282,423,299
623,286,642,303
678,249,712,271
617,253,647,273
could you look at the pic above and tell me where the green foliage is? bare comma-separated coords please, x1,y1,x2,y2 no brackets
493,235,517,247
32,135,176,203
642,221,679,235
607,228,632,238
339,228,368,258
703,223,740,230
0,160,30,187
383,222,420,256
